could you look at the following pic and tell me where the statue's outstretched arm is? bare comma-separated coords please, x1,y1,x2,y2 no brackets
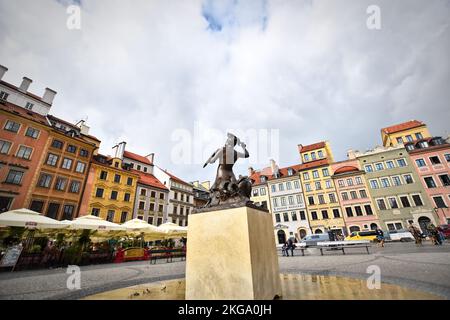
236,142,249,159
203,148,222,168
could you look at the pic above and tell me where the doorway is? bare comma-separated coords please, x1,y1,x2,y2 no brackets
418,216,431,235
277,230,286,244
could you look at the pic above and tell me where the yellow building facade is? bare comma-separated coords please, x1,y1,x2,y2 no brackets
79,154,139,224
298,141,345,236
381,120,431,147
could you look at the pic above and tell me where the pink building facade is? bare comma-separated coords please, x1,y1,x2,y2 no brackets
331,159,381,234
406,137,450,225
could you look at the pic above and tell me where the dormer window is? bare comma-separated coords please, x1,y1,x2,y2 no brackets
418,141,429,148
260,176,267,183
405,144,414,151
287,168,293,176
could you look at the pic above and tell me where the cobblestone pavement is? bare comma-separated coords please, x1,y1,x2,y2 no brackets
0,242,449,299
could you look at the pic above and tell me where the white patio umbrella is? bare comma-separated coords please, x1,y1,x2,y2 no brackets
0,208,69,229
158,222,188,238
66,215,125,231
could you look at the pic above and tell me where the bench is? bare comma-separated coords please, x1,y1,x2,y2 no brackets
317,241,371,256
149,248,186,264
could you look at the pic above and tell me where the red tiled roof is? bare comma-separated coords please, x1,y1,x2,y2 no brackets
298,158,329,170
132,170,168,190
250,164,304,185
298,141,326,153
333,165,359,175
381,120,425,134
123,150,152,165
0,100,49,126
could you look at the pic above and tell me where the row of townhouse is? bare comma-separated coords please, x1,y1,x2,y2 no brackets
250,121,450,244
0,65,198,226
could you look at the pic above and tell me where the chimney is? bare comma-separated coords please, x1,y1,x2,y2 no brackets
76,120,90,135
19,77,32,92
42,88,57,105
112,141,126,160
146,153,155,164
0,65,7,80
248,167,255,176
347,149,356,160
270,159,279,175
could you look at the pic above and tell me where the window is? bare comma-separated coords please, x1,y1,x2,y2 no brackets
6,170,24,185
286,181,292,190
139,189,146,197
377,199,387,210
281,197,286,206
144,167,148,173
75,162,86,173
299,211,306,220
45,153,58,166
148,217,154,225
412,195,423,206
322,168,329,177
445,154,450,162
403,174,413,184
329,193,337,203
315,181,322,190
338,180,345,187
380,178,390,188
341,192,349,201
29,200,44,213
311,152,316,160
124,193,131,202
405,135,413,142
364,205,373,215
364,165,373,172
346,178,353,186
54,177,67,191
278,183,284,191
125,177,133,186
400,196,411,208
429,156,441,165
439,174,450,186
415,159,426,167
305,183,311,192
272,198,278,208
159,204,164,212
0,91,9,100
397,159,407,167
350,191,357,199
355,176,362,185
312,170,319,179
287,168,293,176
296,195,303,204
120,212,128,223
66,145,77,153
370,180,379,189
346,207,353,217
294,181,300,189
433,196,447,208
325,180,332,189
114,174,121,183
359,189,368,198
333,209,340,218
137,165,141,171
51,139,63,149
311,211,318,220
100,171,108,180
260,176,267,183
318,150,324,158
283,212,289,222
321,210,329,219
46,203,60,219
25,102,34,110
415,132,423,140
95,188,104,198
271,185,276,193
150,203,155,212
388,197,399,209
387,222,403,231
260,188,266,195
355,206,363,216
418,141,429,148
288,196,294,205
110,191,118,200
61,158,73,170
0,140,11,154
25,127,39,139
375,163,384,171
392,176,402,186
424,177,437,188
91,208,100,217
304,154,310,162
80,149,89,157
69,180,81,193
38,173,52,188
252,189,259,197
16,146,32,159
386,160,395,169
318,195,325,204
396,137,403,144
308,196,314,205
303,172,310,180
4,120,20,133
62,205,75,220
275,214,281,223
106,210,115,222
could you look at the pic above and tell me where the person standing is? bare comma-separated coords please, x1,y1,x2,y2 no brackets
427,224,441,245
375,227,385,247
408,222,422,245
288,239,295,257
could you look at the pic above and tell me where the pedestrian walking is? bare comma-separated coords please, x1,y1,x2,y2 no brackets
375,227,385,247
281,242,288,256
408,222,422,245
288,239,296,256
436,226,446,244
427,224,441,245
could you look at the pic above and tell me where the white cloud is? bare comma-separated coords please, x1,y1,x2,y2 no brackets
0,0,449,182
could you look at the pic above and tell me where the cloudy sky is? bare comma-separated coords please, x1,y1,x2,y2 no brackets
0,0,449,183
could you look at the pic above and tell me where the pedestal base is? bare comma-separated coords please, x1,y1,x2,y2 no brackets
185,205,281,300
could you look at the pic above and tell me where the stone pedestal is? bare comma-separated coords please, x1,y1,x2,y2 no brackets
185,205,281,300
